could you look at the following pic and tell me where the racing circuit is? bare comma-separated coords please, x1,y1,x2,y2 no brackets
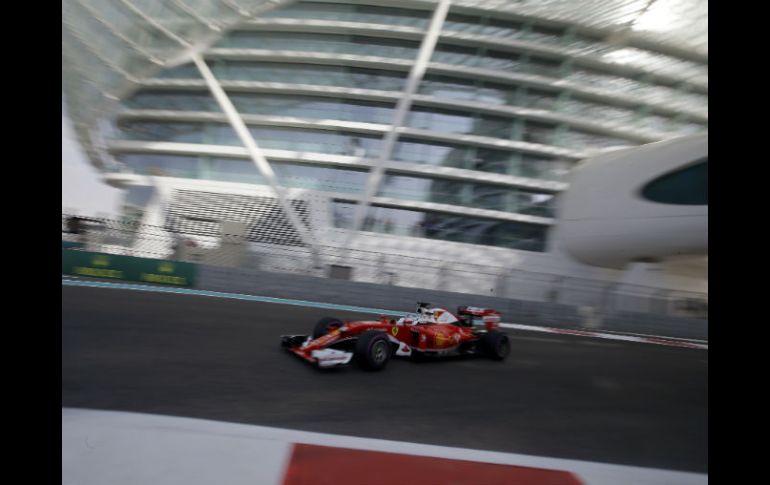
62,283,708,475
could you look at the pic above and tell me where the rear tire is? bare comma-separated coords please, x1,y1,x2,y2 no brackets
479,331,510,360
313,317,343,339
355,331,391,371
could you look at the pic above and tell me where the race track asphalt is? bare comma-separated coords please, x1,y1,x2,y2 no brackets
62,285,708,473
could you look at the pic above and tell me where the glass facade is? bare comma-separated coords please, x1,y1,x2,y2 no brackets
91,0,707,252
116,121,385,156
157,61,408,90
126,92,396,124
262,2,430,26
118,154,368,194
215,31,422,59
378,174,555,215
333,202,548,251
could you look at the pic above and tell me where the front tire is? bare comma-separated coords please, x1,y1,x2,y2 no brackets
355,331,391,371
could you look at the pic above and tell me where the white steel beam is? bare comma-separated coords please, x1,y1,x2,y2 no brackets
191,53,323,266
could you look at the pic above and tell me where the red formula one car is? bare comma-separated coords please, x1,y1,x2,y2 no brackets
281,302,510,371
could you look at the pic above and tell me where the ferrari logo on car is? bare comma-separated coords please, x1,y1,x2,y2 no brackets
391,327,399,336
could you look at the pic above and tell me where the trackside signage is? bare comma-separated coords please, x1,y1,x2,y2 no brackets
62,250,196,286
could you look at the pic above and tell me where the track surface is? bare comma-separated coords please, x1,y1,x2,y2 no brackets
62,286,708,473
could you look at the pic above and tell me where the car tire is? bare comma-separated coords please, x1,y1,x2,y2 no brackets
355,331,391,371
313,317,343,339
479,331,510,360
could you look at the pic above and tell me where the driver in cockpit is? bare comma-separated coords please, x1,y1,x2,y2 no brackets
416,302,435,322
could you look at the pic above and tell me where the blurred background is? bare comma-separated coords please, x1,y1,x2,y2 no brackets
61,0,707,308
62,1,707,483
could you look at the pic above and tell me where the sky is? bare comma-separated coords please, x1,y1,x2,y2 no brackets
62,97,123,218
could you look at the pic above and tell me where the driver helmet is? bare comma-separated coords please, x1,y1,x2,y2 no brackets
417,302,432,313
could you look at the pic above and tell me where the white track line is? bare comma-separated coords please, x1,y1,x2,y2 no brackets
501,323,708,350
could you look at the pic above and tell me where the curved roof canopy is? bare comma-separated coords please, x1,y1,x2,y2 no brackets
62,0,293,168
62,0,707,170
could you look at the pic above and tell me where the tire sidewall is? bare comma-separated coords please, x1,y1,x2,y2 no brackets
482,331,510,360
355,331,391,370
